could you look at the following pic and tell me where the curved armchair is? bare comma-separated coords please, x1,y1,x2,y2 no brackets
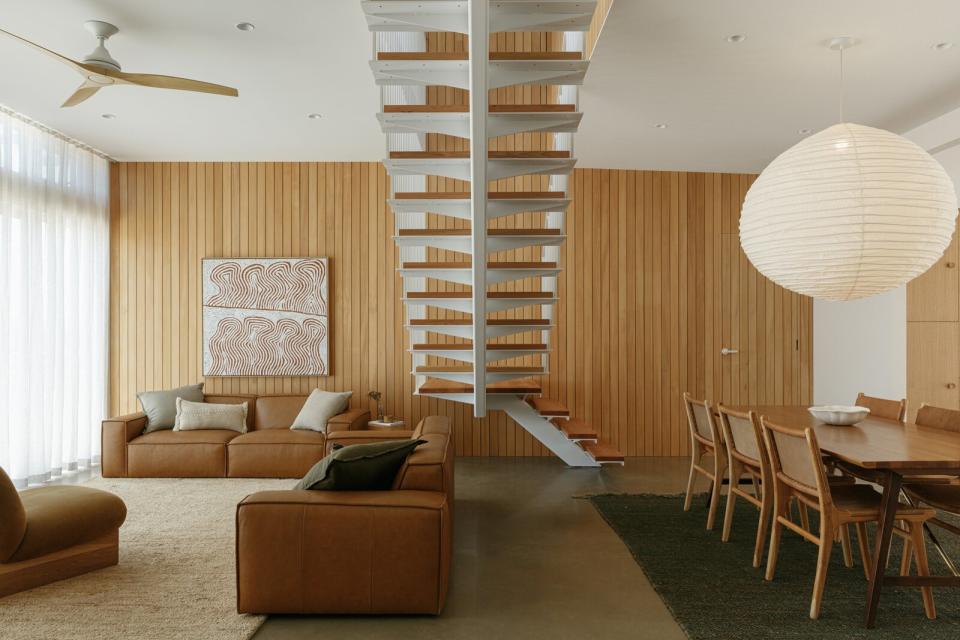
0,467,126,598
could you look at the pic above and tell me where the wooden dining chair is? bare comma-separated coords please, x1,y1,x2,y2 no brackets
901,403,960,577
760,417,937,620
717,405,772,567
855,392,907,421
682,393,727,530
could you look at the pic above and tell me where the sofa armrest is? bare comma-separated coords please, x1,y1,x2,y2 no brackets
324,429,415,454
236,490,450,614
101,412,147,478
326,407,371,431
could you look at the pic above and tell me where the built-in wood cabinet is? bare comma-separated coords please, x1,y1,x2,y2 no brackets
906,222,960,417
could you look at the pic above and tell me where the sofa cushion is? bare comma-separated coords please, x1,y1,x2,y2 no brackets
0,466,26,563
203,394,257,431
127,429,239,478
9,486,127,562
175,398,248,433
254,396,308,430
295,439,426,491
137,383,204,433
291,389,353,433
395,417,452,493
227,429,327,478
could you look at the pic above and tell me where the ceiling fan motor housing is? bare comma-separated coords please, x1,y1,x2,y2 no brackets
82,20,121,71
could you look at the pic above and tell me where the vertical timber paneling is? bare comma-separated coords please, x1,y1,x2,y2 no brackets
109,163,811,457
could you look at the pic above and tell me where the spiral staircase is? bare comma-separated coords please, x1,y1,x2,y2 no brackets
362,0,622,467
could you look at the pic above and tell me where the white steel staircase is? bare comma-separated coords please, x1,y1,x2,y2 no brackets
362,0,622,467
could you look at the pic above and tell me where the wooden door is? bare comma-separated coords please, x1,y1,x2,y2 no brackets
716,234,812,407
907,322,960,419
907,226,958,322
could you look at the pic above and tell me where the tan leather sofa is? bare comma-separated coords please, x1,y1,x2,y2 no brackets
1,466,126,598
101,394,370,478
236,416,453,615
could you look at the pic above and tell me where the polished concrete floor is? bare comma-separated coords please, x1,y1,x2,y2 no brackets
253,457,693,640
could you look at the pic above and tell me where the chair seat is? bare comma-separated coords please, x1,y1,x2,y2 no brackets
832,485,935,521
228,429,326,446
8,486,127,563
904,484,960,514
130,429,241,445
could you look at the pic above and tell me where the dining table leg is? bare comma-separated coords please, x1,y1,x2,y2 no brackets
865,470,903,628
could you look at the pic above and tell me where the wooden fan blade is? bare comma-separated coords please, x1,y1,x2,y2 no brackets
61,83,100,108
108,70,238,97
0,27,85,73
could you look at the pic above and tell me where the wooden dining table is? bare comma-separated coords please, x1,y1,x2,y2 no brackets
729,406,960,628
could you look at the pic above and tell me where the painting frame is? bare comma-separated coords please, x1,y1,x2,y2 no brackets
202,257,329,377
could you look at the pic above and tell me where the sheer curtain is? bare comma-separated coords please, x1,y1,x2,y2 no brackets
0,108,110,487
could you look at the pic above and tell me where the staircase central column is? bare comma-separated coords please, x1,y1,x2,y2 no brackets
468,0,489,417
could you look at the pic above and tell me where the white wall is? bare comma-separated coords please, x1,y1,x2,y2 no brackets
813,287,906,405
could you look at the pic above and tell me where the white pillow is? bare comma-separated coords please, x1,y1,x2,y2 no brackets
174,398,248,433
291,389,353,433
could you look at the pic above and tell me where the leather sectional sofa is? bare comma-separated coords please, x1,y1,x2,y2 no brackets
235,416,453,615
101,394,371,478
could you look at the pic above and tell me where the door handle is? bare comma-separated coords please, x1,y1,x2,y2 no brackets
721,348,739,356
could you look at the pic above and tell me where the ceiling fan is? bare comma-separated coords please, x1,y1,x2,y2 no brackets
0,20,239,107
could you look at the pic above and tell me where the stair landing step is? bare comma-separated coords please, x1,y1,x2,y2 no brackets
552,417,597,441
410,318,550,326
528,397,569,417
419,378,542,395
413,343,547,350
377,51,582,61
407,291,553,299
398,229,562,237
579,441,625,464
384,104,577,113
394,191,565,200
389,150,571,160
402,261,557,269
417,366,545,373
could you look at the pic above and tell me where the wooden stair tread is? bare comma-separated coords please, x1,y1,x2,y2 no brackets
579,441,625,463
394,191,565,200
416,366,545,373
412,343,547,350
419,377,543,395
402,261,557,269
528,397,569,417
377,52,582,61
409,318,550,326
389,150,571,160
407,291,553,299
384,104,577,113
552,417,598,440
397,229,562,237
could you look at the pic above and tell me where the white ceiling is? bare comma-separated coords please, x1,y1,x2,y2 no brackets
0,0,384,161
578,0,960,173
4,1,960,170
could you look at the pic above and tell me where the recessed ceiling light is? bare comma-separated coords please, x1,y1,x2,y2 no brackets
101,113,116,120
307,113,322,120
726,34,747,44
235,22,256,32
798,128,812,135
654,123,668,129
933,41,954,51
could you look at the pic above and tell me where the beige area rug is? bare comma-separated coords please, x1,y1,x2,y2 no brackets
0,477,295,640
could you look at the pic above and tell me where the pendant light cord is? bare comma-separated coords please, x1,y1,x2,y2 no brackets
839,46,846,122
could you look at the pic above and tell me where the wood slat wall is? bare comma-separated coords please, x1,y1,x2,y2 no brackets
108,163,811,457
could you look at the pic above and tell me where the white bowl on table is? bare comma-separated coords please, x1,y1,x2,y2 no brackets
808,405,870,426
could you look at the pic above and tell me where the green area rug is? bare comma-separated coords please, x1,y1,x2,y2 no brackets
590,493,960,639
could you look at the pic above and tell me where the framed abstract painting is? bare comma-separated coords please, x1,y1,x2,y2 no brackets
202,257,329,376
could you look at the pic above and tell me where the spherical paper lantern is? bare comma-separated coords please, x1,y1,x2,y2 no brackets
740,122,957,301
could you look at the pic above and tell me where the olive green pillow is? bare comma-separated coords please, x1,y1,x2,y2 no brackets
294,439,426,491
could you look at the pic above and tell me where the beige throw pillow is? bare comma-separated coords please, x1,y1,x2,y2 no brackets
291,389,352,433
174,398,248,433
